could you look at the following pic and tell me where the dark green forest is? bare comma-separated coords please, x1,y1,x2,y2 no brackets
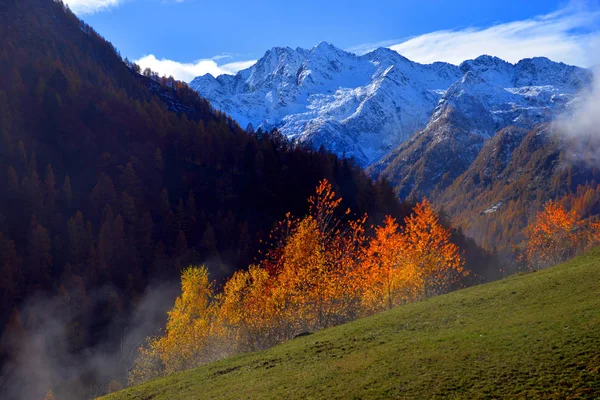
0,0,494,398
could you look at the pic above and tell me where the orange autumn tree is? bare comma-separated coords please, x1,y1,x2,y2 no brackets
361,199,465,311
267,180,367,333
361,216,418,312
523,200,584,270
303,180,367,327
401,199,465,297
587,220,600,249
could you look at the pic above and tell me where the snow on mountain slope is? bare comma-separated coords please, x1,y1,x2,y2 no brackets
189,42,591,168
190,43,462,165
369,55,590,198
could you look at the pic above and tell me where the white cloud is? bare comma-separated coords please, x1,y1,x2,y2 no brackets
351,2,600,67
63,0,123,14
64,0,187,14
134,54,257,82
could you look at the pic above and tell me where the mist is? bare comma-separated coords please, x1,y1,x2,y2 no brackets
556,67,600,137
550,31,599,152
549,65,600,169
0,282,178,400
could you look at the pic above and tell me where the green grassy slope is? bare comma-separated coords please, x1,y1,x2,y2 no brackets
103,250,600,399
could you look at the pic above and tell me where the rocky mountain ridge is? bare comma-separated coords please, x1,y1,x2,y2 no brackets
190,42,591,172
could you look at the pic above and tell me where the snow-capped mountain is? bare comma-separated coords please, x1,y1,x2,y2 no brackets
190,42,590,170
369,56,591,198
190,43,462,165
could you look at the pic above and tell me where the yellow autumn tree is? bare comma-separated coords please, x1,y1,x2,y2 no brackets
129,266,225,384
156,266,224,373
276,217,326,332
218,265,279,351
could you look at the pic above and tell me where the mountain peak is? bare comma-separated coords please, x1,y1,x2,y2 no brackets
309,41,348,58
313,41,336,50
364,47,411,64
190,42,588,167
517,56,554,65
261,45,304,60
459,55,512,72
473,54,510,64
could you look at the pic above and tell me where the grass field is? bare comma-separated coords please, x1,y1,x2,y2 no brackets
102,249,600,399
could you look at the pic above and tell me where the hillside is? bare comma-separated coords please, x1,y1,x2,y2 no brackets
432,124,600,251
103,249,600,399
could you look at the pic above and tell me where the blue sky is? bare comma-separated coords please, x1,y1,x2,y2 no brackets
66,0,600,81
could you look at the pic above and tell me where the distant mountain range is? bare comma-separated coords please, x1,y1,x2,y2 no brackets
190,42,598,250
190,42,590,168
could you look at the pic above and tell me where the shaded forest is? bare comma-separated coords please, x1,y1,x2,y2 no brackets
0,0,496,398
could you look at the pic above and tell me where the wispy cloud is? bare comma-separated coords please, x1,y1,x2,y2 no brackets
350,2,600,67
346,39,403,55
134,54,257,82
63,0,123,14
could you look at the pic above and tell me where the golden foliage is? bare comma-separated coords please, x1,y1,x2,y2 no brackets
219,265,277,350
155,266,222,374
131,180,466,383
129,266,225,384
